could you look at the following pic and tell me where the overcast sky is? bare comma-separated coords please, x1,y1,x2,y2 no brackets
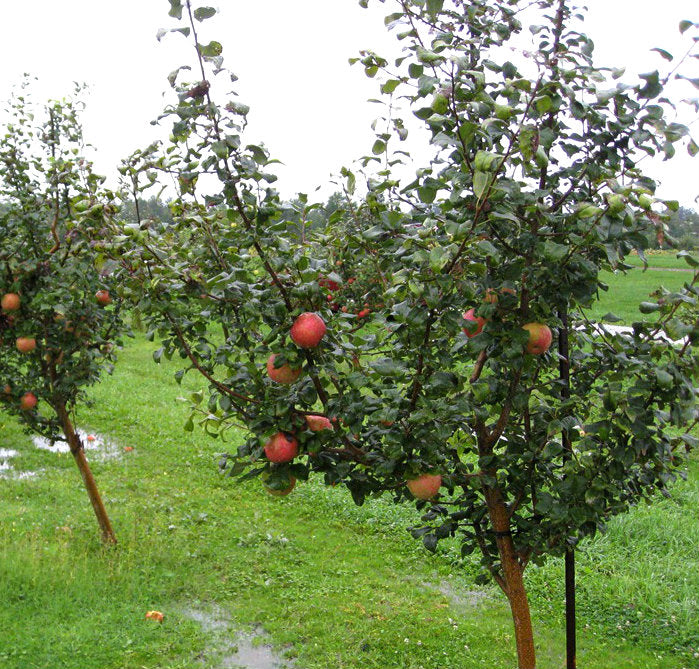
1,1,697,206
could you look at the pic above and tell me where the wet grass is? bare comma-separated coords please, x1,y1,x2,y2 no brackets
0,335,696,669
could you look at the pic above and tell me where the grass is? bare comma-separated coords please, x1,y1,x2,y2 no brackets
1,264,697,668
586,261,696,324
1,333,697,669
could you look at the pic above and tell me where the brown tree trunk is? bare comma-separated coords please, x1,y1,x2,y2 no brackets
486,487,536,669
55,401,117,544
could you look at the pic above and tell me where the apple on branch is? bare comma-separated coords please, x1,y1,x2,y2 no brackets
290,312,326,348
264,432,299,463
95,289,111,306
1,293,20,312
304,414,333,432
266,353,302,384
462,309,486,338
522,323,552,355
406,473,442,500
20,391,38,411
16,337,36,353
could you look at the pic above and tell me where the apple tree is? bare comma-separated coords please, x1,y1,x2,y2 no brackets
0,84,126,544
117,1,698,666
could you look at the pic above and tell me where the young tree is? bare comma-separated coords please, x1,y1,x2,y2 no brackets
119,2,698,666
0,84,126,544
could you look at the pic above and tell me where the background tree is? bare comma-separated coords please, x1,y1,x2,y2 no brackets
118,2,698,667
0,83,126,544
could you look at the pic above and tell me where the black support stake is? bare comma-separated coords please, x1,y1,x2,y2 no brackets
558,306,576,669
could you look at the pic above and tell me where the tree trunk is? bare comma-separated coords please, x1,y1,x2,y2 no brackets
55,401,117,544
486,488,536,669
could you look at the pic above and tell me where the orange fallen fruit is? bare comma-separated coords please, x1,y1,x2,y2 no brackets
124,446,134,452
145,610,164,622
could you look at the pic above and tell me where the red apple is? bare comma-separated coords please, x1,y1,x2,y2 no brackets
484,287,516,304
290,312,326,348
16,337,36,353
462,309,486,338
266,354,302,384
264,475,296,496
20,391,37,411
264,432,299,463
1,293,20,312
406,473,442,500
95,289,111,306
522,322,552,355
357,308,370,319
318,276,340,292
304,414,333,432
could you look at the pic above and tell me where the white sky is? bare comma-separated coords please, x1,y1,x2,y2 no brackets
1,1,697,206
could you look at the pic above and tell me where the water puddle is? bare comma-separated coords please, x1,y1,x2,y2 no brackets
182,605,294,669
1,430,123,479
33,428,121,460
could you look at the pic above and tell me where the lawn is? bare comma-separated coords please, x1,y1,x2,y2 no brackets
0,333,697,669
586,253,696,323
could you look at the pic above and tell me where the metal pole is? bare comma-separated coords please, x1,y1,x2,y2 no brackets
558,306,576,669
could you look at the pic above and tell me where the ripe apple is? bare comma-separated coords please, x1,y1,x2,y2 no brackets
264,432,299,463
522,322,552,355
304,414,333,432
263,475,297,496
95,289,111,306
484,287,516,304
290,312,326,348
318,276,340,292
462,308,486,338
406,473,442,500
16,337,36,353
20,391,37,411
1,293,20,312
357,308,370,319
266,353,302,384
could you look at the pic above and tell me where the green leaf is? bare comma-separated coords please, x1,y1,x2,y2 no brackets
168,0,183,19
654,369,673,389
418,185,437,203
651,47,673,62
199,41,223,58
639,301,661,314
426,0,444,15
473,171,489,199
679,19,695,34
194,7,216,21
381,79,401,94
372,139,387,155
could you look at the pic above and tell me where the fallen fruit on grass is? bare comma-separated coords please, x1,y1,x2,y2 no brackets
304,414,333,432
522,322,552,355
290,312,326,348
16,337,36,353
20,392,38,411
145,611,164,622
406,473,442,500
462,309,486,338
1,293,20,312
266,353,302,384
124,446,134,452
264,432,299,463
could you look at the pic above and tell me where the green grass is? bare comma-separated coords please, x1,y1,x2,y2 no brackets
624,250,698,270
586,265,695,323
0,337,697,669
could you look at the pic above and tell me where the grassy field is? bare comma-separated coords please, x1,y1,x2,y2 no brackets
586,251,697,323
1,329,697,669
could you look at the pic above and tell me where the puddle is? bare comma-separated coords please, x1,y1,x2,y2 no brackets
182,605,294,669
0,449,18,472
33,428,121,460
420,579,490,610
1,430,122,479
